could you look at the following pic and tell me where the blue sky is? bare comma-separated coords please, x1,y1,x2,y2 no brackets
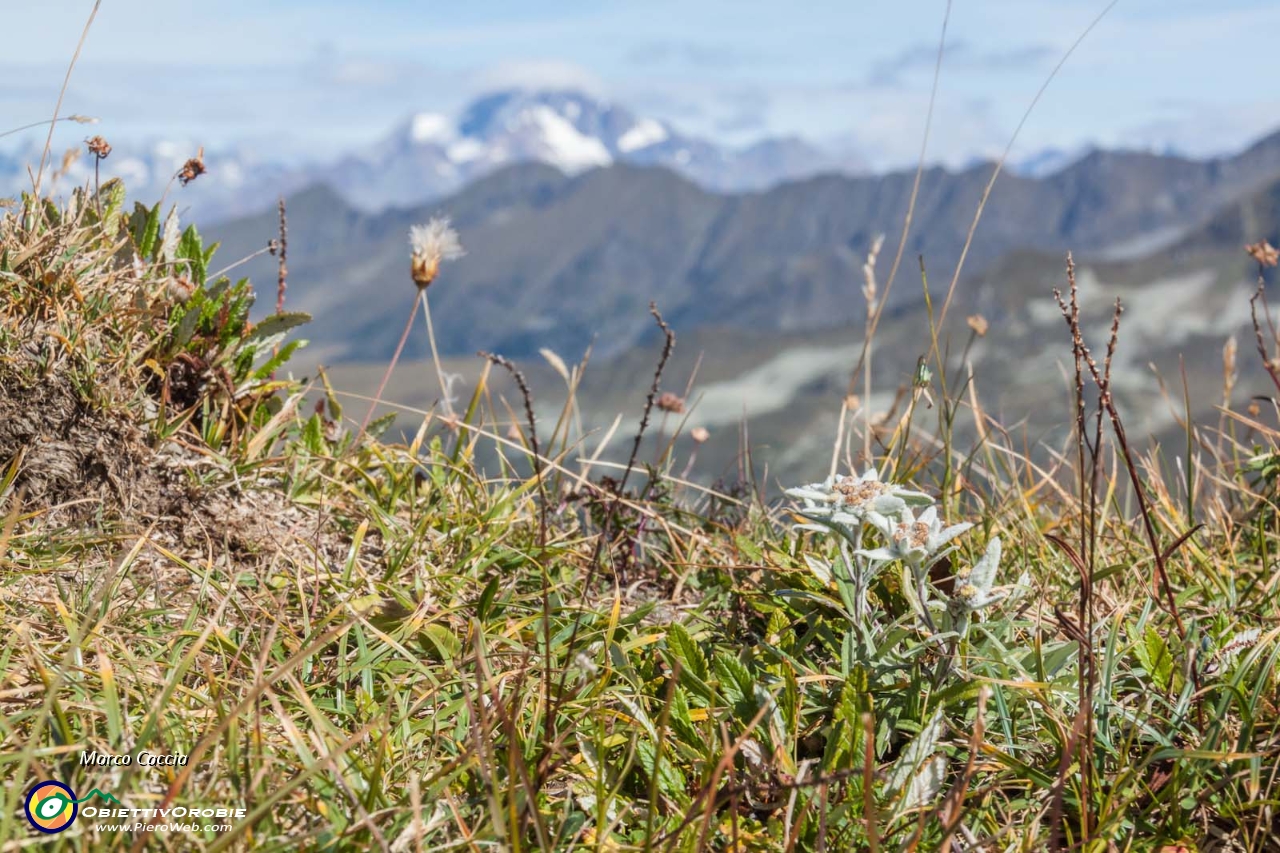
5,0,1280,169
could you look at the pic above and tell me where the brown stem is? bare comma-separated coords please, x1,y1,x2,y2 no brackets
355,294,419,442
274,198,288,314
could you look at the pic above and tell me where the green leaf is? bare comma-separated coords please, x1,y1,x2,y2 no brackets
205,276,232,302
636,740,689,806
367,412,397,439
42,198,61,228
301,413,325,455
780,665,800,743
1136,625,1174,692
665,623,708,682
476,577,500,622
713,655,755,711
246,311,312,344
203,240,220,269
735,535,763,563
250,339,307,381
177,224,208,283
96,177,127,233
667,688,701,747
419,624,461,662
130,201,162,259
173,306,200,348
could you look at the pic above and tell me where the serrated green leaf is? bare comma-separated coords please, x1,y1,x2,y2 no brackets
205,277,232,302
247,311,311,343
367,412,397,439
42,198,61,228
713,655,754,709
668,688,701,747
177,224,207,283
636,740,689,806
250,339,306,382
666,623,708,682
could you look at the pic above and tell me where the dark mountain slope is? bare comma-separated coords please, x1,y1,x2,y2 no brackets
209,130,1280,362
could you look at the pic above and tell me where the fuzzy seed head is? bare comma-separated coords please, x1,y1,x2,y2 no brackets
656,391,686,414
86,135,112,159
410,217,465,288
177,146,206,186
1246,240,1279,268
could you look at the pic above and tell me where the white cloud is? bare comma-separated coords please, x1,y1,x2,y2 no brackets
467,60,605,97
4,0,1280,173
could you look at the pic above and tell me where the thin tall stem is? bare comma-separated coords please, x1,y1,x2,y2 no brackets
356,294,419,441
33,1,101,203
420,289,455,419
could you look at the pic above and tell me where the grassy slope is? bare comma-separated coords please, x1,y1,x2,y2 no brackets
2,183,1279,852
319,240,1273,494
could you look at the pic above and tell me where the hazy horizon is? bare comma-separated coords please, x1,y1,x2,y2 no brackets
7,0,1280,172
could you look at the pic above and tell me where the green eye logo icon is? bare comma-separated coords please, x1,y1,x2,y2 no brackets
24,781,78,834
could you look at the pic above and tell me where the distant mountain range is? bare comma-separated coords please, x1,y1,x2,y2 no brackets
6,88,1167,225
2,90,863,222
315,90,862,211
208,123,1280,365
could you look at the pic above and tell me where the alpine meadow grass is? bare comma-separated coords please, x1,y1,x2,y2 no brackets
1,4,1278,844
0,165,1278,851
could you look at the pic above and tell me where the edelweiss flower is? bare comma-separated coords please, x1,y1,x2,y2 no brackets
950,537,1004,612
409,217,465,288
856,505,972,567
786,468,932,522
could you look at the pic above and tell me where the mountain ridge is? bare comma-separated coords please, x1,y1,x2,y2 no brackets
209,127,1280,365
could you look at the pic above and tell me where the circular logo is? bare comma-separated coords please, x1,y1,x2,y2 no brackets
25,781,78,834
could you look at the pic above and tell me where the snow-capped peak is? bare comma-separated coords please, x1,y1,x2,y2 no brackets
618,118,669,153
520,105,612,172
409,112,454,145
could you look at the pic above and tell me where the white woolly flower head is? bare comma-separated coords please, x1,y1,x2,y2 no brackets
786,468,933,524
856,505,973,567
409,216,465,287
